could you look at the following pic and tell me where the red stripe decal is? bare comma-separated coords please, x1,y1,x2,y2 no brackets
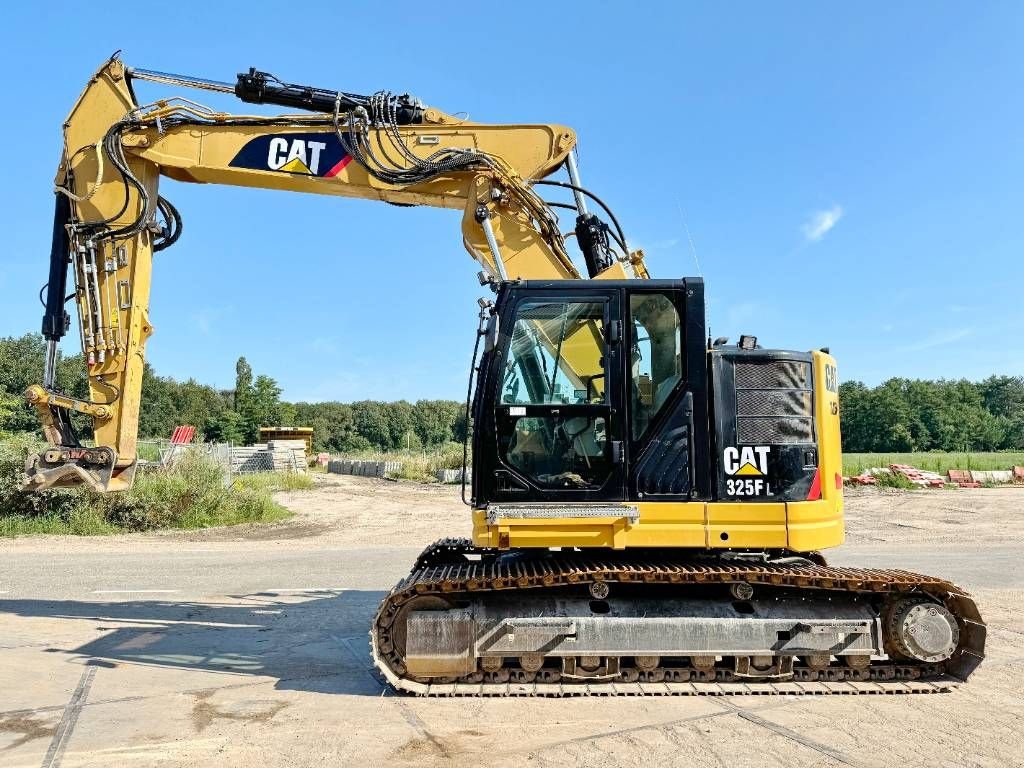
835,472,843,490
806,468,822,501
324,155,354,178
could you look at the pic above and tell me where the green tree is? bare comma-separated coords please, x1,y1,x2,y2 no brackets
278,401,297,428
980,375,1024,418
980,376,1024,448
837,381,872,452
386,401,416,449
866,380,917,451
138,365,232,439
239,374,282,443
204,409,246,444
234,357,253,413
139,363,178,438
351,400,390,449
413,399,462,446
295,401,358,452
0,334,88,435
0,392,19,438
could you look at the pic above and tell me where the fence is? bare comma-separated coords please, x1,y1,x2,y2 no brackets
137,439,308,483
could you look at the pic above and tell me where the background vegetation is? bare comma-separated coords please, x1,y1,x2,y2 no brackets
2,330,1022,534
842,451,1024,477
336,444,467,482
0,433,305,535
839,377,1024,452
0,333,467,453
2,332,1021,457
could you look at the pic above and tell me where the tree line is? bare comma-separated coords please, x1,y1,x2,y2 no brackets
0,334,465,452
839,377,1024,452
2,333,1021,453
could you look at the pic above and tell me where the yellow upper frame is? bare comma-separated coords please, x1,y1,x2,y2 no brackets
30,57,646,489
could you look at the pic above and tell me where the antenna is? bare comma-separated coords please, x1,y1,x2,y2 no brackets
676,199,703,278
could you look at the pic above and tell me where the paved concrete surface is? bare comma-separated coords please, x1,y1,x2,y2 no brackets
1,478,1023,767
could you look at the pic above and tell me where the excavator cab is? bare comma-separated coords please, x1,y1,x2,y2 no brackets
469,277,848,553
472,278,707,506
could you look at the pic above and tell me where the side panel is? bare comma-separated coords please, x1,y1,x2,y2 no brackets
470,499,840,551
711,350,818,502
472,503,707,550
706,502,788,549
788,351,844,551
786,500,844,551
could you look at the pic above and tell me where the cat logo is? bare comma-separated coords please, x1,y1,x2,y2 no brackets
824,363,838,393
228,133,353,178
723,446,772,497
267,137,327,174
723,446,770,476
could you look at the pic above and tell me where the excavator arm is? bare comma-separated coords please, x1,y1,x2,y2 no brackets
25,56,648,492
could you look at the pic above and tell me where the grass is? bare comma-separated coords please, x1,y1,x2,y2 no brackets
0,435,304,536
330,442,467,482
0,505,123,536
843,452,1024,477
136,441,165,463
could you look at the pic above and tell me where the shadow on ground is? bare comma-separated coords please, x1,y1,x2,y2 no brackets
0,591,389,696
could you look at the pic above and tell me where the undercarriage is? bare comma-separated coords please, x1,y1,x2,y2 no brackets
370,539,986,696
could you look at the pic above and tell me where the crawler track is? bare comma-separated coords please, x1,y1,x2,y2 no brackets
371,539,985,696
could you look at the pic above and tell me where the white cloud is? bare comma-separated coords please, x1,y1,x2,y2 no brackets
901,327,973,352
801,205,844,242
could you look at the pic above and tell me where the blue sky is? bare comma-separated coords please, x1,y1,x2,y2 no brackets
1,3,1020,401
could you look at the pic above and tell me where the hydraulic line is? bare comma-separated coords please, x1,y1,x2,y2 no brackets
85,241,105,363
532,179,629,253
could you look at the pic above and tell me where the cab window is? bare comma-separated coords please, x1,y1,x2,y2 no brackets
630,293,682,440
504,415,610,489
498,299,612,490
501,300,606,405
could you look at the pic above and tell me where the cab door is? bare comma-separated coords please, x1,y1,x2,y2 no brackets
486,288,625,503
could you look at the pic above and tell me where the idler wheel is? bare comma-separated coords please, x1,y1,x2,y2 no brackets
389,595,453,672
885,597,959,663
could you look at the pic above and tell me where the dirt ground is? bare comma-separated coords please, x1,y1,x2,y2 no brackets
1,477,1023,767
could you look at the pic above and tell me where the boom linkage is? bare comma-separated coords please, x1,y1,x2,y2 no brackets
25,56,648,492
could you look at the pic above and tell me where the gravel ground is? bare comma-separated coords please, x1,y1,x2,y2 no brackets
1,477,1022,767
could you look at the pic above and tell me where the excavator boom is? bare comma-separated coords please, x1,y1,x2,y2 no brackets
26,56,645,491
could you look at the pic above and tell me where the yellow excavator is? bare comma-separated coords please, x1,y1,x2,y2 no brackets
25,55,984,695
